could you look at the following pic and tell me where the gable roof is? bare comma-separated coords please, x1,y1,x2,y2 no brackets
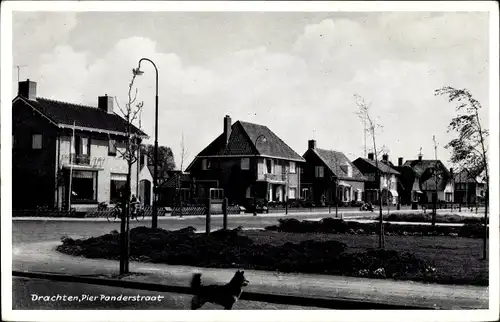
354,157,400,175
402,159,451,177
454,169,483,184
308,148,366,181
14,96,147,137
159,171,191,188
193,120,304,162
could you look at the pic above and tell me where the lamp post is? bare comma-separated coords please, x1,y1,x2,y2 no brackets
133,58,159,229
254,134,267,216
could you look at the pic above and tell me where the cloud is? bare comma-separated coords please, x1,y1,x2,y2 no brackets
13,12,490,168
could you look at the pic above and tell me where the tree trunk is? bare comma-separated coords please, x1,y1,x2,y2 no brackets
125,162,132,273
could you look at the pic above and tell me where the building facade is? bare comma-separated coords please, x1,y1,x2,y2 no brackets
453,169,485,205
353,153,400,205
12,79,147,211
301,140,366,206
186,115,305,208
403,156,454,203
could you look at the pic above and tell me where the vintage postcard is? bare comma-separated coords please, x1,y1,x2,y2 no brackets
1,1,499,321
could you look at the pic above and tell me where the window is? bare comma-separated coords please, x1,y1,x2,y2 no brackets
302,188,310,199
289,161,296,173
266,159,273,174
445,192,453,202
289,187,297,199
315,166,324,178
110,173,127,203
108,139,117,156
209,188,224,200
347,165,352,177
241,158,250,170
71,170,98,203
177,188,191,201
32,134,42,149
202,159,211,170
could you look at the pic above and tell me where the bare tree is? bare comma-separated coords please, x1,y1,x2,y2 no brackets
110,73,144,275
180,133,190,172
435,86,489,260
354,94,385,249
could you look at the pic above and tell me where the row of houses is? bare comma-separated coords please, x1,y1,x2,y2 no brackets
12,79,486,211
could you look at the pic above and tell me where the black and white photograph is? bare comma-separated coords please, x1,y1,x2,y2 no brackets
1,1,499,321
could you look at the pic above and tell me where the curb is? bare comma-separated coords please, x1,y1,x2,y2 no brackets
12,270,431,310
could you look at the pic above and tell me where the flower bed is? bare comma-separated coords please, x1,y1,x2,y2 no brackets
265,218,486,238
57,226,440,283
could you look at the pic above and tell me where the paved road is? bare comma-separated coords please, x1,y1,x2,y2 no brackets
12,213,348,244
13,277,318,310
12,208,484,244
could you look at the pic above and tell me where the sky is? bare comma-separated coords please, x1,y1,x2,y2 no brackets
12,10,490,170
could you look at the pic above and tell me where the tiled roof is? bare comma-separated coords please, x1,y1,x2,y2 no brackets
403,159,452,191
17,96,146,136
197,120,304,162
160,172,191,188
358,158,400,175
312,148,367,181
402,159,451,177
454,169,479,183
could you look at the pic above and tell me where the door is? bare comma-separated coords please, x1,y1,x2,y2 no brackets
140,179,151,206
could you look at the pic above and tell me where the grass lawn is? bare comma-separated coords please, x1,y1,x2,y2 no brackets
242,230,488,286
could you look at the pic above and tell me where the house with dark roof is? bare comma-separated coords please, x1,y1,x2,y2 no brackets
157,171,193,206
453,169,486,205
12,79,148,210
353,153,401,205
301,140,367,206
185,115,305,207
388,156,422,206
402,154,454,203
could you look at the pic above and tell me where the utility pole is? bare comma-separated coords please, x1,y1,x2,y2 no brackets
432,136,438,227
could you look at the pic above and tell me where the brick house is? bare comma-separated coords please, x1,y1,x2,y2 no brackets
185,115,305,207
353,153,400,205
12,79,147,210
301,140,366,206
453,169,486,205
385,157,422,205
157,171,192,206
402,155,455,203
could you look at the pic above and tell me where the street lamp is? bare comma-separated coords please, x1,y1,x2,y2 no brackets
254,134,267,216
133,58,159,229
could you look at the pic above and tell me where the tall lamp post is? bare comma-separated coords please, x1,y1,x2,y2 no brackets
254,134,267,216
133,58,159,229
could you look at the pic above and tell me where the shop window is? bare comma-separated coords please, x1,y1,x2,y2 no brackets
110,173,127,204
71,170,98,203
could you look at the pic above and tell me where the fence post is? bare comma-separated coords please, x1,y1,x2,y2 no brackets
223,198,228,230
285,196,288,215
206,198,211,235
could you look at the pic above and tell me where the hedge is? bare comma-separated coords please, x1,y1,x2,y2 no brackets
265,218,486,239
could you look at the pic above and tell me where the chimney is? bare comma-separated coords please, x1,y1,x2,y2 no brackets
418,154,423,161
368,152,374,160
98,94,114,114
308,139,316,150
398,157,403,167
382,154,389,162
18,79,37,100
223,115,232,145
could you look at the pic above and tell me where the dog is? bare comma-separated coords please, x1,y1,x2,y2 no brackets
190,270,249,310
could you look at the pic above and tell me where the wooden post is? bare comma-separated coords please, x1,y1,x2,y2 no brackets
206,198,211,235
223,198,228,230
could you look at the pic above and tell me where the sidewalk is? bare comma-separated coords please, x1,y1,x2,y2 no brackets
12,241,488,309
12,208,485,222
